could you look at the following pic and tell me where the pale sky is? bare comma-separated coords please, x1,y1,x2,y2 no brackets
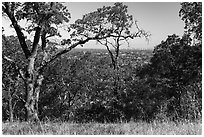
2,2,185,49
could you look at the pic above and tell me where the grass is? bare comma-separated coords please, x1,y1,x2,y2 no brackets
2,120,202,135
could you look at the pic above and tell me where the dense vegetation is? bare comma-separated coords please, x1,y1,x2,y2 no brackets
2,2,202,125
2,46,201,123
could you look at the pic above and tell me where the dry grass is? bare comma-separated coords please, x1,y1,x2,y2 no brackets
2,120,202,135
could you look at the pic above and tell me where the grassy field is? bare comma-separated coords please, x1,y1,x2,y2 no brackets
2,120,202,135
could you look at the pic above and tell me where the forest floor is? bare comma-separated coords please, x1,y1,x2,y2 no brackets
2,120,202,135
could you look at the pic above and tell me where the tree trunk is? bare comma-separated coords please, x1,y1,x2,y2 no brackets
25,76,43,122
24,57,44,123
8,86,14,122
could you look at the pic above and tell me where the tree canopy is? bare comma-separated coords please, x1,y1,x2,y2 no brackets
179,2,202,44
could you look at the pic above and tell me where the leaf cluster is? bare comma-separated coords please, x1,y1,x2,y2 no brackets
70,2,143,41
179,2,202,43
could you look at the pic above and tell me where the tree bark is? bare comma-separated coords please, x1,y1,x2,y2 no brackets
25,77,43,122
24,57,44,122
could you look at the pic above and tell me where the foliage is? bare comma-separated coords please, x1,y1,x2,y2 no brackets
36,50,154,122
5,2,70,37
70,2,149,43
138,34,202,120
179,2,202,43
150,34,201,85
2,35,28,121
3,44,201,122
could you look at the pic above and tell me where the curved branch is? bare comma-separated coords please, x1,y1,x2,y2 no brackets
38,33,111,72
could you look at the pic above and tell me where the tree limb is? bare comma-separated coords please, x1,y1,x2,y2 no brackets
31,26,42,57
41,30,47,50
3,2,31,59
38,33,111,72
98,39,116,69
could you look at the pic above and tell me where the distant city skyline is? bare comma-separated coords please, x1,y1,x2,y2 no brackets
2,2,185,49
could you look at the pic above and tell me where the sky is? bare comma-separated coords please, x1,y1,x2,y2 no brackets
2,2,185,49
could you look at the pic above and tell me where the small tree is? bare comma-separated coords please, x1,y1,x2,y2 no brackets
71,3,149,70
71,2,149,103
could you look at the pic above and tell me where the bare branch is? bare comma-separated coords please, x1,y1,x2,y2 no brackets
98,39,116,69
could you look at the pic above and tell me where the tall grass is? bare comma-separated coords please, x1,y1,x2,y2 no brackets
2,120,202,135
